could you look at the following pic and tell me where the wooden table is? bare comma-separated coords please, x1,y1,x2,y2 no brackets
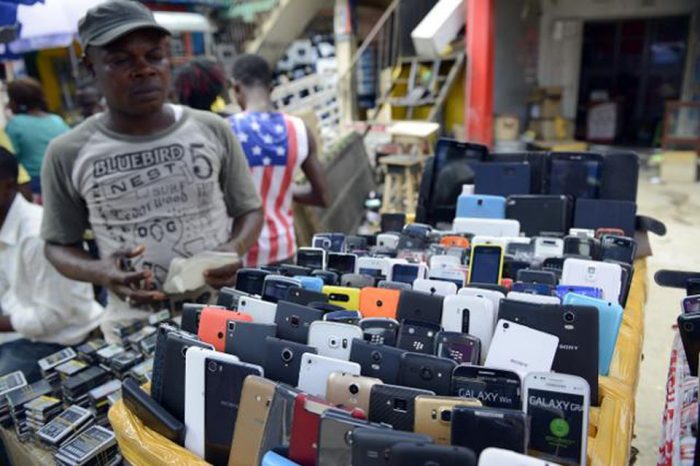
0,426,54,465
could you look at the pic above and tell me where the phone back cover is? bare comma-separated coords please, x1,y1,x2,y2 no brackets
498,299,600,404
229,376,275,466
264,337,317,386
490,151,547,194
317,411,383,466
397,290,444,326
506,195,571,236
351,428,434,466
360,288,401,319
368,384,435,431
349,339,405,384
678,314,700,376
288,394,333,466
162,334,211,422
450,406,527,457
226,321,277,365
456,195,506,219
388,443,477,466
397,353,457,396
574,198,637,237
260,384,301,454
474,162,531,197
275,301,324,344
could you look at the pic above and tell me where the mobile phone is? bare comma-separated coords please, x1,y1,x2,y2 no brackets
297,353,361,398
511,283,556,297
181,303,207,334
327,253,358,275
468,244,504,285
683,295,700,314
229,376,276,466
451,365,522,409
479,448,557,465
485,320,559,378
413,278,458,296
516,269,557,286
262,275,303,303
396,290,444,327
344,235,368,253
296,247,327,270
313,233,346,253
359,317,400,346
368,384,435,431
561,258,622,303
275,301,324,344
259,383,302,454
217,287,250,309
377,280,413,291
359,287,400,319
377,233,401,250
456,194,507,219
440,235,470,249
308,321,363,361
397,352,456,396
563,236,599,259
263,337,317,386
413,395,481,445
569,228,595,238
600,235,637,264
437,331,480,365
555,285,602,300
547,152,603,199
197,307,252,352
505,195,570,237
351,427,433,466
122,377,185,445
430,254,462,270
381,213,407,233
312,270,340,286
235,268,270,296
506,241,535,261
595,227,625,239
340,273,375,289
326,373,383,414
453,218,521,237
238,295,278,324
317,410,386,466
322,286,361,311
678,313,700,376
450,405,527,456
389,443,477,466
285,287,329,306
323,310,362,325
390,263,427,284
533,237,564,261
396,320,441,355
279,264,313,277
184,348,240,458
225,320,277,366
524,372,590,465
349,339,406,384
288,394,335,466
295,276,325,293
442,294,495,361
358,256,391,278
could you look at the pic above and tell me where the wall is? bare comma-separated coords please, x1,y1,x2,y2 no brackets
494,0,539,126
537,0,698,119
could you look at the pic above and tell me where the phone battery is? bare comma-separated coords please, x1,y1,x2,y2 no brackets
6,379,58,442
111,319,144,341
56,359,90,381
62,366,110,407
125,326,156,351
139,332,157,356
110,350,143,378
96,344,125,367
128,358,153,385
25,395,62,433
88,380,122,425
38,348,77,386
0,371,27,427
37,405,94,449
54,425,118,466
76,339,108,364
148,309,171,326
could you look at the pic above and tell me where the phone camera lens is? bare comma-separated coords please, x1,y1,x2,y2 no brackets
371,351,382,363
684,322,694,332
440,410,452,422
227,321,235,330
376,300,383,307
564,312,575,323
420,367,433,381
349,384,359,395
290,316,300,327
207,361,218,372
503,322,510,329
281,348,294,363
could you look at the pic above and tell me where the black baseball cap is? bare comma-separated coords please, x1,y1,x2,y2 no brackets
78,0,170,49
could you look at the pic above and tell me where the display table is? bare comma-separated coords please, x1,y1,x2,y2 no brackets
0,426,53,465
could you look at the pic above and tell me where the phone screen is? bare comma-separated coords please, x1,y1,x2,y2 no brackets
359,267,384,279
237,273,266,296
527,388,585,465
683,296,700,314
264,280,297,303
549,158,601,198
452,370,521,409
470,247,502,284
327,254,356,274
564,238,594,257
297,250,324,269
392,264,419,284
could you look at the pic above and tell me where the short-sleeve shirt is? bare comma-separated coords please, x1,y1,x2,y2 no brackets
6,113,70,177
228,112,308,267
41,105,261,324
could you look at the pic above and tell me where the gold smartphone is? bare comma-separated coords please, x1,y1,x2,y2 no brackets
228,376,276,466
325,372,383,413
414,395,482,445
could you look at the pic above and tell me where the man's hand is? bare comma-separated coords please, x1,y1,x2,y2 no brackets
98,245,166,306
203,260,242,289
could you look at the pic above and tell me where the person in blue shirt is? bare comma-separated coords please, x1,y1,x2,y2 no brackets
5,77,70,198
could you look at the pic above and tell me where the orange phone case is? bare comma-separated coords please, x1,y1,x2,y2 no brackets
359,287,400,319
197,307,252,352
440,236,470,249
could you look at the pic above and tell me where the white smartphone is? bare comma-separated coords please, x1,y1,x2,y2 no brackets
296,353,361,398
442,294,494,363
428,268,467,288
307,321,363,361
506,291,561,305
453,218,520,237
429,254,462,270
561,258,622,302
184,348,240,458
296,247,327,270
568,228,595,239
485,320,559,378
458,287,505,327
357,257,389,280
376,233,401,250
470,235,508,248
237,296,278,324
388,262,427,283
413,278,458,297
533,237,564,261
524,372,590,466
479,448,560,465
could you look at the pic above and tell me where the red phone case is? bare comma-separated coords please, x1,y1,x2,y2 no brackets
197,307,252,352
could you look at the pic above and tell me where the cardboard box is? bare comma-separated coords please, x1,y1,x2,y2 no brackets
494,115,520,141
660,151,698,184
411,0,465,57
528,118,557,141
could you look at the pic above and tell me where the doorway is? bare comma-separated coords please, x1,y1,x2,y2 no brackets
576,15,689,146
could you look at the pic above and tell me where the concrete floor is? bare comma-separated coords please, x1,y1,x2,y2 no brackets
633,173,700,465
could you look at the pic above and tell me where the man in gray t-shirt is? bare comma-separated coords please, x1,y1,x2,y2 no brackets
41,1,263,332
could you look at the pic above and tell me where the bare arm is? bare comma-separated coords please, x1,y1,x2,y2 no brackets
0,316,13,332
292,124,331,207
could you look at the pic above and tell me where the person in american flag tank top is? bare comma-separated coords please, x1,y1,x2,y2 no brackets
228,54,330,267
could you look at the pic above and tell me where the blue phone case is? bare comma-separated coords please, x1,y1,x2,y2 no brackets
563,292,623,375
556,285,603,300
511,282,554,296
262,451,301,466
295,276,324,293
456,195,506,219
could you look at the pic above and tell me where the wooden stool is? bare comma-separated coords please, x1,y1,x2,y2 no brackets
379,154,423,214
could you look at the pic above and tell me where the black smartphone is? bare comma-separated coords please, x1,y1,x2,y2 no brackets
396,320,441,355
327,253,358,275
278,264,313,277
463,283,509,295
516,269,557,286
263,337,317,386
349,339,406,384
296,249,326,270
502,258,531,281
312,270,339,286
451,365,522,409
340,274,375,289
547,152,603,199
180,303,206,334
204,358,263,465
122,377,185,445
450,405,527,456
317,410,387,466
216,287,249,310
351,427,433,466
563,236,600,259
381,213,407,233
235,268,269,296
360,318,400,346
345,236,368,253
468,244,504,285
377,280,413,291
397,353,457,396
388,443,476,466
262,276,301,303
368,384,435,432
437,332,480,365
275,301,324,344
600,235,637,265
225,321,277,366
396,290,444,326
678,313,700,376
285,287,329,306
506,195,571,237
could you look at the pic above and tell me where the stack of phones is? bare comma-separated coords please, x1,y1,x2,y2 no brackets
53,425,120,466
6,379,59,441
0,371,27,427
75,339,108,364
37,405,96,450
38,348,77,387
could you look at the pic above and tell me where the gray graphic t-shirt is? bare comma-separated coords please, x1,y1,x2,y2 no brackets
41,106,261,328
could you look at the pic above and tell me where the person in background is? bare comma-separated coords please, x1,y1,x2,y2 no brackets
42,0,263,339
75,83,105,122
174,57,228,112
5,77,70,198
229,54,330,267
0,150,103,382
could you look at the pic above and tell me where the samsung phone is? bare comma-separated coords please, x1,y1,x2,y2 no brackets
468,244,504,285
451,365,521,409
451,405,527,456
